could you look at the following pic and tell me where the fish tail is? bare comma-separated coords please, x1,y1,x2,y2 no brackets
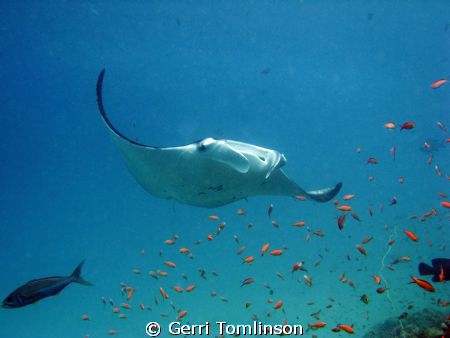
418,262,434,276
71,260,93,286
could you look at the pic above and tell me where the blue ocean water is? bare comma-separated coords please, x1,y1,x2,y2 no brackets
0,1,449,337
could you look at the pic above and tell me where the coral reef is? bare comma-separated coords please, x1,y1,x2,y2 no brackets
363,308,449,338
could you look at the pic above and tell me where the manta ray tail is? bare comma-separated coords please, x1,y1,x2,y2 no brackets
305,182,342,202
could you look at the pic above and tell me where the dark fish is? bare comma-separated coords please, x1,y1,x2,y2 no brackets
240,277,255,287
2,260,92,308
419,138,446,154
399,312,408,319
268,203,273,217
350,213,361,222
338,214,346,230
360,294,369,304
418,258,450,282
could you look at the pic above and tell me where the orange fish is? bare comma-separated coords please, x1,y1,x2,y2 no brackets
361,236,373,244
410,276,435,292
274,301,283,309
337,205,352,211
309,322,327,329
343,194,355,201
313,231,325,237
438,192,447,198
237,246,246,255
291,262,302,273
164,261,176,268
356,244,366,256
431,79,448,88
237,209,246,215
177,310,187,319
179,248,190,254
304,274,312,287
404,230,418,242
439,265,445,282
186,285,196,292
372,275,381,284
158,271,168,277
159,288,168,299
207,234,213,240
441,201,450,208
242,256,255,264
270,250,283,256
208,215,219,220
165,239,175,245
292,221,306,227
261,243,270,256
384,122,396,129
338,324,354,334
435,164,442,177
121,303,132,309
295,195,306,200
333,199,339,205
127,288,134,300
400,122,415,130
172,286,183,293
278,319,290,336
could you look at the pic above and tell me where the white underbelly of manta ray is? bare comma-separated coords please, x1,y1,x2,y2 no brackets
96,69,342,208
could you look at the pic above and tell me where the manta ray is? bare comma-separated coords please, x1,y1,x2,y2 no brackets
96,69,342,208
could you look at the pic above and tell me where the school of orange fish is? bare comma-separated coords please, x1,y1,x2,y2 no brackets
81,79,448,337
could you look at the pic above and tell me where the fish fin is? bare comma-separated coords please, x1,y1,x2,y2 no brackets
71,260,93,286
418,262,434,276
306,182,343,202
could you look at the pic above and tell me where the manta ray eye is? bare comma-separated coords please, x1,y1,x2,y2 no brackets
258,156,266,162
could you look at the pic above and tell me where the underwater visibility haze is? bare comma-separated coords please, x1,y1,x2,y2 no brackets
0,1,449,337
